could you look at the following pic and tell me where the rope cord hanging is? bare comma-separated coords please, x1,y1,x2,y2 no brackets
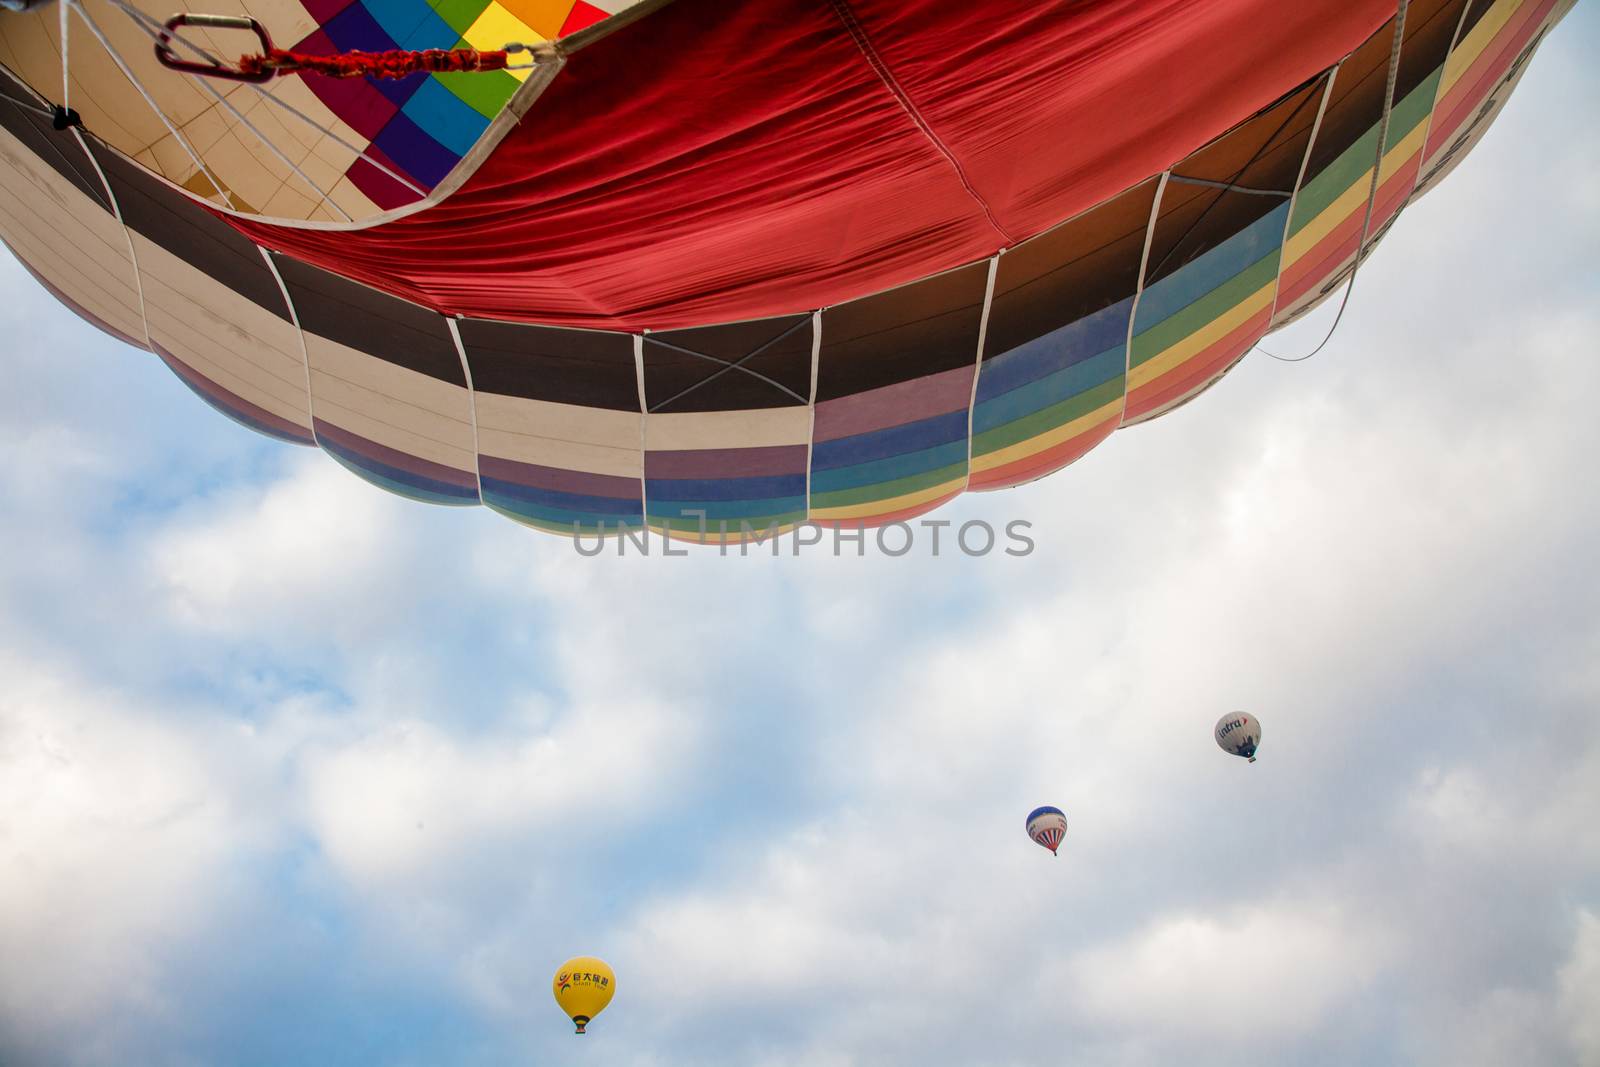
54,0,80,127
238,45,512,79
153,13,533,82
1259,0,1410,363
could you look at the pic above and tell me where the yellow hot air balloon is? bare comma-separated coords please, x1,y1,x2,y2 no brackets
552,957,615,1034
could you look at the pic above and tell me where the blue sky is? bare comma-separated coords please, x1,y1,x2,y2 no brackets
2,9,1599,1065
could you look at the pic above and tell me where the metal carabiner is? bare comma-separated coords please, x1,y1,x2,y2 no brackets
154,13,276,83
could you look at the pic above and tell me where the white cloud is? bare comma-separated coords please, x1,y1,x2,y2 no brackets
298,691,697,891
146,456,429,635
1058,906,1384,1039
0,653,265,1049
1406,751,1600,869
628,821,905,999
1559,911,1600,1064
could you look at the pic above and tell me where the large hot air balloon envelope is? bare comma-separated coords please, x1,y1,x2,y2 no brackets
552,956,615,1033
0,0,1573,541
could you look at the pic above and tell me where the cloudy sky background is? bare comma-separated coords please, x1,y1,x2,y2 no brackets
2,10,1598,1065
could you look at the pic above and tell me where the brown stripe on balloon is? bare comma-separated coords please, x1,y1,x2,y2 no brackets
815,262,989,401
1151,81,1322,287
457,318,641,411
275,255,465,386
86,143,290,320
1395,0,1472,106
642,314,813,412
644,443,809,479
0,82,111,212
1300,20,1397,186
983,180,1160,362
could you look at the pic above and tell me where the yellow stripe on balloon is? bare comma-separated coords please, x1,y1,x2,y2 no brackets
968,398,1122,475
1128,282,1274,391
808,474,966,521
1283,120,1428,267
1439,0,1530,99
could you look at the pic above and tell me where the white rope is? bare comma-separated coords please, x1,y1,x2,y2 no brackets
258,246,320,446
198,78,353,220
110,1,353,219
1118,169,1170,423
102,0,428,199
633,332,649,536
1266,63,1341,323
73,122,154,352
445,316,485,504
1166,174,1294,198
64,0,238,209
805,307,820,517
107,3,352,221
1260,0,1410,363
58,0,70,114
963,253,998,490
0,92,55,120
241,83,427,200
1406,0,1474,201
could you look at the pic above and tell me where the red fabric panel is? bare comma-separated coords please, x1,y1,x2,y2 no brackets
226,0,1395,331
844,0,1395,244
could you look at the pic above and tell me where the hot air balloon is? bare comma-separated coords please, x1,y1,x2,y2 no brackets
0,0,1572,542
552,956,614,1034
1026,805,1068,855
1215,712,1263,762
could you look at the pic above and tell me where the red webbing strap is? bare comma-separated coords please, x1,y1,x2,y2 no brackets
237,47,511,79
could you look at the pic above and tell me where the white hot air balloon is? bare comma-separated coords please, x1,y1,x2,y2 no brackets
1215,713,1262,762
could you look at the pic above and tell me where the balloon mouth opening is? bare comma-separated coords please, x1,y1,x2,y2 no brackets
573,1017,590,1034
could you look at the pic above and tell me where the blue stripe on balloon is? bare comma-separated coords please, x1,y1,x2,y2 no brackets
811,410,969,470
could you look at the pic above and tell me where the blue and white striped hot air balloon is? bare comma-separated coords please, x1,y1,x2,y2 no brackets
1026,806,1068,856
